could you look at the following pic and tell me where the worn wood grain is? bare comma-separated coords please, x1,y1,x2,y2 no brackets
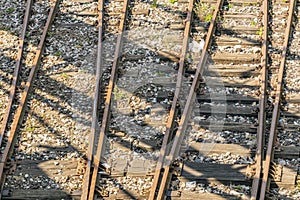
3,189,72,200
179,162,297,187
186,143,300,159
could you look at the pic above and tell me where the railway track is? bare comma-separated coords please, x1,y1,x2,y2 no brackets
82,0,198,199
1,0,97,199
79,0,298,199
0,0,299,199
0,0,61,196
146,0,299,199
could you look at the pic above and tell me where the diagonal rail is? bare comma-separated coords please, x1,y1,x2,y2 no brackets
0,0,61,195
86,0,129,199
250,0,268,199
154,0,224,198
80,0,105,200
259,0,296,199
0,0,33,147
148,0,195,199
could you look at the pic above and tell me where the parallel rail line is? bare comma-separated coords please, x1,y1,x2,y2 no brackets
0,0,61,196
81,0,129,199
88,0,129,198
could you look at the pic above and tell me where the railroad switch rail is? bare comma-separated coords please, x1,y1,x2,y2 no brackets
81,0,129,199
0,0,61,197
150,0,224,199
80,0,105,199
148,0,195,198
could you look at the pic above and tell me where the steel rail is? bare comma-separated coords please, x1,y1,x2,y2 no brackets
0,0,61,196
250,0,268,199
154,0,223,198
0,0,33,147
259,0,296,199
81,0,105,200
148,0,195,199
87,0,129,199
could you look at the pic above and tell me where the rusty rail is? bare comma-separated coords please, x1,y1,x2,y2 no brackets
86,0,129,199
259,0,296,199
148,0,195,199
250,0,268,199
154,0,224,198
0,0,61,196
0,0,33,147
80,0,105,200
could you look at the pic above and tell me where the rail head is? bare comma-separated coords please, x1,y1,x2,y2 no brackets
250,0,268,199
